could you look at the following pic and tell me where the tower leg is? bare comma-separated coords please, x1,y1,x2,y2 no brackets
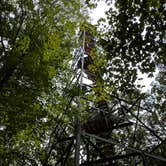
75,119,81,166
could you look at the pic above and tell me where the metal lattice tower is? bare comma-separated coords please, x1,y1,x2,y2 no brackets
72,24,117,165
52,23,166,166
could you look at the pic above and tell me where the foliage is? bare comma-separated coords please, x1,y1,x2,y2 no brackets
93,0,166,165
0,0,84,165
0,0,165,165
98,0,165,92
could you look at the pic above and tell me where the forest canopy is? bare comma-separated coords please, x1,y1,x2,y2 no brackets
0,0,165,165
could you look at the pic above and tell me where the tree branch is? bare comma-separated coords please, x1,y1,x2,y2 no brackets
0,5,25,91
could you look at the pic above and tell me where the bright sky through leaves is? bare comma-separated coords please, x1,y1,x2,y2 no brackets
90,0,158,92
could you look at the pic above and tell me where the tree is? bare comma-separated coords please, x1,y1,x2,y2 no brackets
0,0,165,165
0,0,84,165
98,0,165,92
92,0,166,165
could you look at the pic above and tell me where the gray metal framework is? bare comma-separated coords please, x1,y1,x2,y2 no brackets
53,27,166,166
